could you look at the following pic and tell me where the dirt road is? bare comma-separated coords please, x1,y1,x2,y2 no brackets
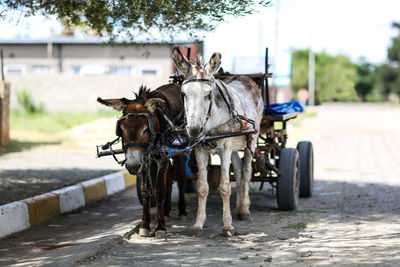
78,103,400,266
1,103,400,266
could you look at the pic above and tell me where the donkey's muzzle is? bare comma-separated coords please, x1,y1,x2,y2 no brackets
125,163,141,175
188,126,203,139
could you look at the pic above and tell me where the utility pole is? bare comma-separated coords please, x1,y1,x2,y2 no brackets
308,49,315,106
1,48,4,81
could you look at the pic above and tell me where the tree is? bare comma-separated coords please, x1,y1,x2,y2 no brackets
369,22,400,101
291,50,359,102
1,0,270,40
354,59,373,101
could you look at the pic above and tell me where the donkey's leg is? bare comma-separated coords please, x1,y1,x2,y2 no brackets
190,148,209,236
240,139,257,219
219,143,235,237
164,166,172,218
139,170,151,237
231,152,243,219
174,156,187,219
154,160,168,238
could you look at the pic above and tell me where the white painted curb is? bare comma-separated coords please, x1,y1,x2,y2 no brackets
80,177,105,188
104,173,126,196
52,185,86,214
0,201,30,238
0,171,135,239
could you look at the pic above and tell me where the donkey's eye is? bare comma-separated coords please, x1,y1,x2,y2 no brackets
142,128,150,135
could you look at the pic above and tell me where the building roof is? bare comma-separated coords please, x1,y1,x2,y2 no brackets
0,36,202,45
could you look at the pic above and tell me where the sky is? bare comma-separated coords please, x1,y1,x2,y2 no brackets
1,0,400,72
204,0,400,72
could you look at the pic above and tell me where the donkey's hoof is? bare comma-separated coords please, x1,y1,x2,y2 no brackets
239,213,250,221
232,207,241,220
190,226,204,237
221,226,235,237
155,230,167,238
179,215,187,222
139,228,150,237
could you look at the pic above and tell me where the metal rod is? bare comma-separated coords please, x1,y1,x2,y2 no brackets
265,47,271,115
308,48,315,106
1,48,4,81
187,47,191,61
97,130,257,158
97,148,124,157
205,129,257,142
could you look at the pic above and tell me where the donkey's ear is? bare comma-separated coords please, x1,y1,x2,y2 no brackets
97,97,130,111
172,47,191,76
206,52,221,74
144,98,166,113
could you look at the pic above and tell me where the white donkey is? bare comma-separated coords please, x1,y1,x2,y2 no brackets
172,47,263,236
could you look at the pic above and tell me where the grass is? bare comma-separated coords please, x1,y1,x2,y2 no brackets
277,208,329,216
10,109,119,134
284,221,320,230
284,222,308,229
0,109,119,155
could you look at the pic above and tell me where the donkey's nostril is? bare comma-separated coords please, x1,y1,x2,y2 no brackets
126,164,141,175
189,127,202,138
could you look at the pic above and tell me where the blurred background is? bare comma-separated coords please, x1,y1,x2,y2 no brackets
0,0,399,204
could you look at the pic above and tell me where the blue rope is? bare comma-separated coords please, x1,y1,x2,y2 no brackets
165,146,193,176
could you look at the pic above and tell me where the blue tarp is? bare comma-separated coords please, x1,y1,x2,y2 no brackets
265,100,304,116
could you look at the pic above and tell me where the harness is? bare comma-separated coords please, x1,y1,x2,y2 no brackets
116,112,157,151
111,106,185,196
182,77,256,135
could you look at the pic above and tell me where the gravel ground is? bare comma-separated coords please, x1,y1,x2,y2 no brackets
75,103,400,266
1,103,400,266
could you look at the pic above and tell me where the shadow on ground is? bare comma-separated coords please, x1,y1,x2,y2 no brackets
0,168,117,205
1,179,399,266
0,139,61,156
78,179,400,266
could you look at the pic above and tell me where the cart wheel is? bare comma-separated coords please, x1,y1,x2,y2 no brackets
136,173,156,207
297,141,314,198
277,148,300,211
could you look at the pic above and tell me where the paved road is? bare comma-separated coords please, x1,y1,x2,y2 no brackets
1,103,399,266
0,118,122,205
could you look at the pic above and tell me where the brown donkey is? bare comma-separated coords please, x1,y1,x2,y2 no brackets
98,83,188,238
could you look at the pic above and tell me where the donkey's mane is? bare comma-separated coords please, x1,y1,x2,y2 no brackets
134,85,151,102
133,84,171,112
195,55,203,67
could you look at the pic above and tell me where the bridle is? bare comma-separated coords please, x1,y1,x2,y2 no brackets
181,77,255,136
181,78,215,130
116,112,157,152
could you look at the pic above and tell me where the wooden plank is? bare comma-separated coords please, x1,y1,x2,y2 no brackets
215,72,272,80
263,112,299,122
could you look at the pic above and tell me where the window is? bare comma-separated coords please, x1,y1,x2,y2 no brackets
110,66,133,76
139,65,161,76
70,65,107,75
4,65,26,75
31,65,53,74
71,65,81,75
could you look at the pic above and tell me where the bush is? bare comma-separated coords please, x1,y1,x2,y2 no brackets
16,89,44,114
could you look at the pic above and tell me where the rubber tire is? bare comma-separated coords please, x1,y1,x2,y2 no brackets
277,148,300,211
297,141,314,198
136,173,156,207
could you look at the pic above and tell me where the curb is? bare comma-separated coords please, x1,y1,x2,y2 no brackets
0,170,136,239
